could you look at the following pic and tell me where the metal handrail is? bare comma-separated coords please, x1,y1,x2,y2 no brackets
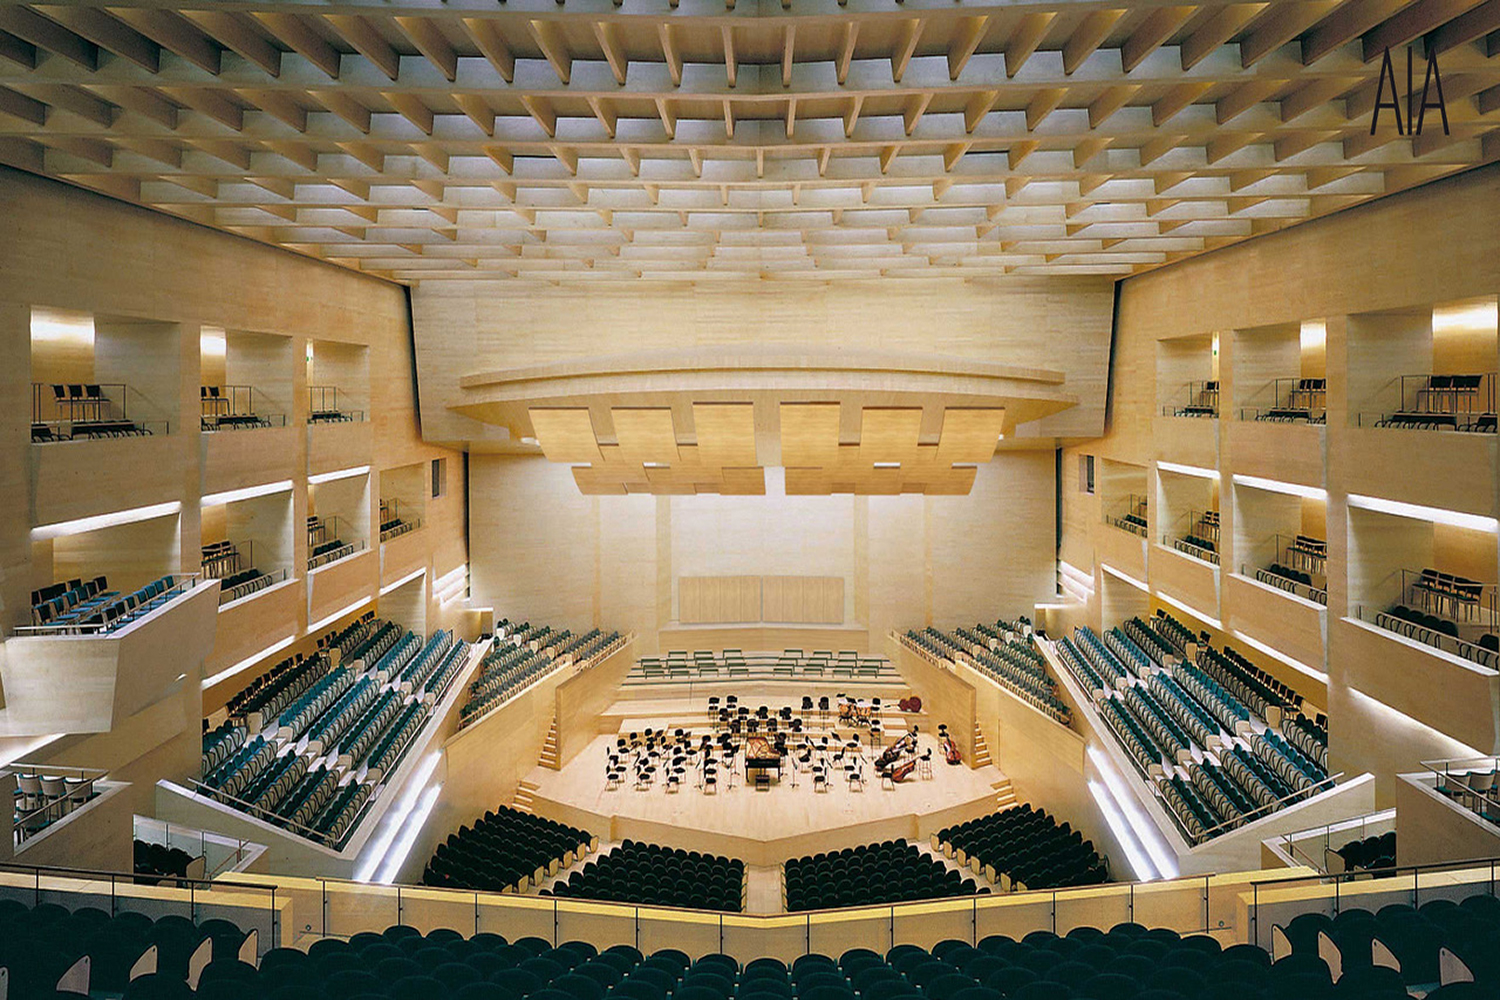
1188,771,1344,845
180,775,344,849
16,573,202,636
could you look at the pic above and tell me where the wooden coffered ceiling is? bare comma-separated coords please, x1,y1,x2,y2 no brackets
530,402,1008,494
1,1,1497,283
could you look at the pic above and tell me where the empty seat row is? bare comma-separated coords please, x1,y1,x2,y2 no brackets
8,891,1500,1000
784,841,983,911
937,804,1109,892
543,840,744,912
424,805,594,894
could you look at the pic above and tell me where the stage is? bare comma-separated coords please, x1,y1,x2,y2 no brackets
523,697,1008,866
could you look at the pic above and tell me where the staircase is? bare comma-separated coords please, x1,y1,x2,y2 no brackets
971,722,992,767
992,777,1017,810
539,718,560,770
512,778,539,814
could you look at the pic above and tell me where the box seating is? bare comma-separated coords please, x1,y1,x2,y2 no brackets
1335,830,1396,872
29,574,184,630
784,841,981,910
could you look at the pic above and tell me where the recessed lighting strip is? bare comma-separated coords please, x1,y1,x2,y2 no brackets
1230,474,1327,501
32,501,182,541
201,479,294,507
308,465,370,485
1347,493,1497,533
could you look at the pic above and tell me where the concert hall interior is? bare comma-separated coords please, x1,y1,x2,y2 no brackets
6,1,1500,996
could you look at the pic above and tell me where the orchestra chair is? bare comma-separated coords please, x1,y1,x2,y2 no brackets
919,750,934,780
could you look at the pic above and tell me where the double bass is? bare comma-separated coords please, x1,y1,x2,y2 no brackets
875,730,917,774
889,757,917,782
941,731,962,765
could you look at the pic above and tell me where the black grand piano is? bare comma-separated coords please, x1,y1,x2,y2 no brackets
744,735,785,782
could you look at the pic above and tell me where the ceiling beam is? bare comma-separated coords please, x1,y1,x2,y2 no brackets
182,10,279,77
250,12,337,79
41,7,158,73
460,18,515,84
0,7,96,70
394,16,458,83
324,14,399,82
1064,10,1126,75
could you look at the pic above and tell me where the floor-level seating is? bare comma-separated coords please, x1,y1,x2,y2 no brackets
784,841,982,910
542,840,745,912
936,804,1109,891
5,889,1500,999
424,806,596,893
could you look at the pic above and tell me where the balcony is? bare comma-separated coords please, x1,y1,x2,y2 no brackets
1150,543,1221,623
2,577,219,734
1227,420,1325,490
1343,426,1495,517
1096,520,1148,583
1153,415,1219,470
31,431,181,527
205,577,300,687
380,522,428,585
307,548,377,628
202,423,297,498
1224,571,1327,672
1339,614,1499,754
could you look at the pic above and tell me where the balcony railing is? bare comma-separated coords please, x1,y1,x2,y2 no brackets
378,499,422,542
10,764,108,845
30,381,166,442
1103,493,1149,537
1357,569,1500,668
308,515,364,571
17,574,200,636
1358,371,1498,432
1245,533,1328,604
1424,755,1500,829
200,384,287,432
1238,377,1327,424
1161,380,1219,418
308,385,365,424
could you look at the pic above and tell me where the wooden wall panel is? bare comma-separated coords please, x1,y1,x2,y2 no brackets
470,456,1055,648
678,576,762,624
762,575,844,623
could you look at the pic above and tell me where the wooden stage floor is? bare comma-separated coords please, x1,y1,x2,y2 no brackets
525,699,1007,866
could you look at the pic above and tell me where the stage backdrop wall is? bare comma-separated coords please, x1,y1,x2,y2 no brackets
470,453,1056,651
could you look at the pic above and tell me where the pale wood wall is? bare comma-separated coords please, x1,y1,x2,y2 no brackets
411,276,1115,446
0,168,467,801
1061,162,1500,806
471,452,1056,651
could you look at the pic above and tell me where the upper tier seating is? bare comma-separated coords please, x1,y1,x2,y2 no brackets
1053,614,1330,844
204,615,468,847
783,841,983,910
905,624,1070,724
31,382,152,442
1376,372,1498,433
1377,567,1500,668
28,574,187,631
543,840,745,912
1252,377,1327,423
936,804,1109,891
1172,379,1218,417
423,806,596,894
